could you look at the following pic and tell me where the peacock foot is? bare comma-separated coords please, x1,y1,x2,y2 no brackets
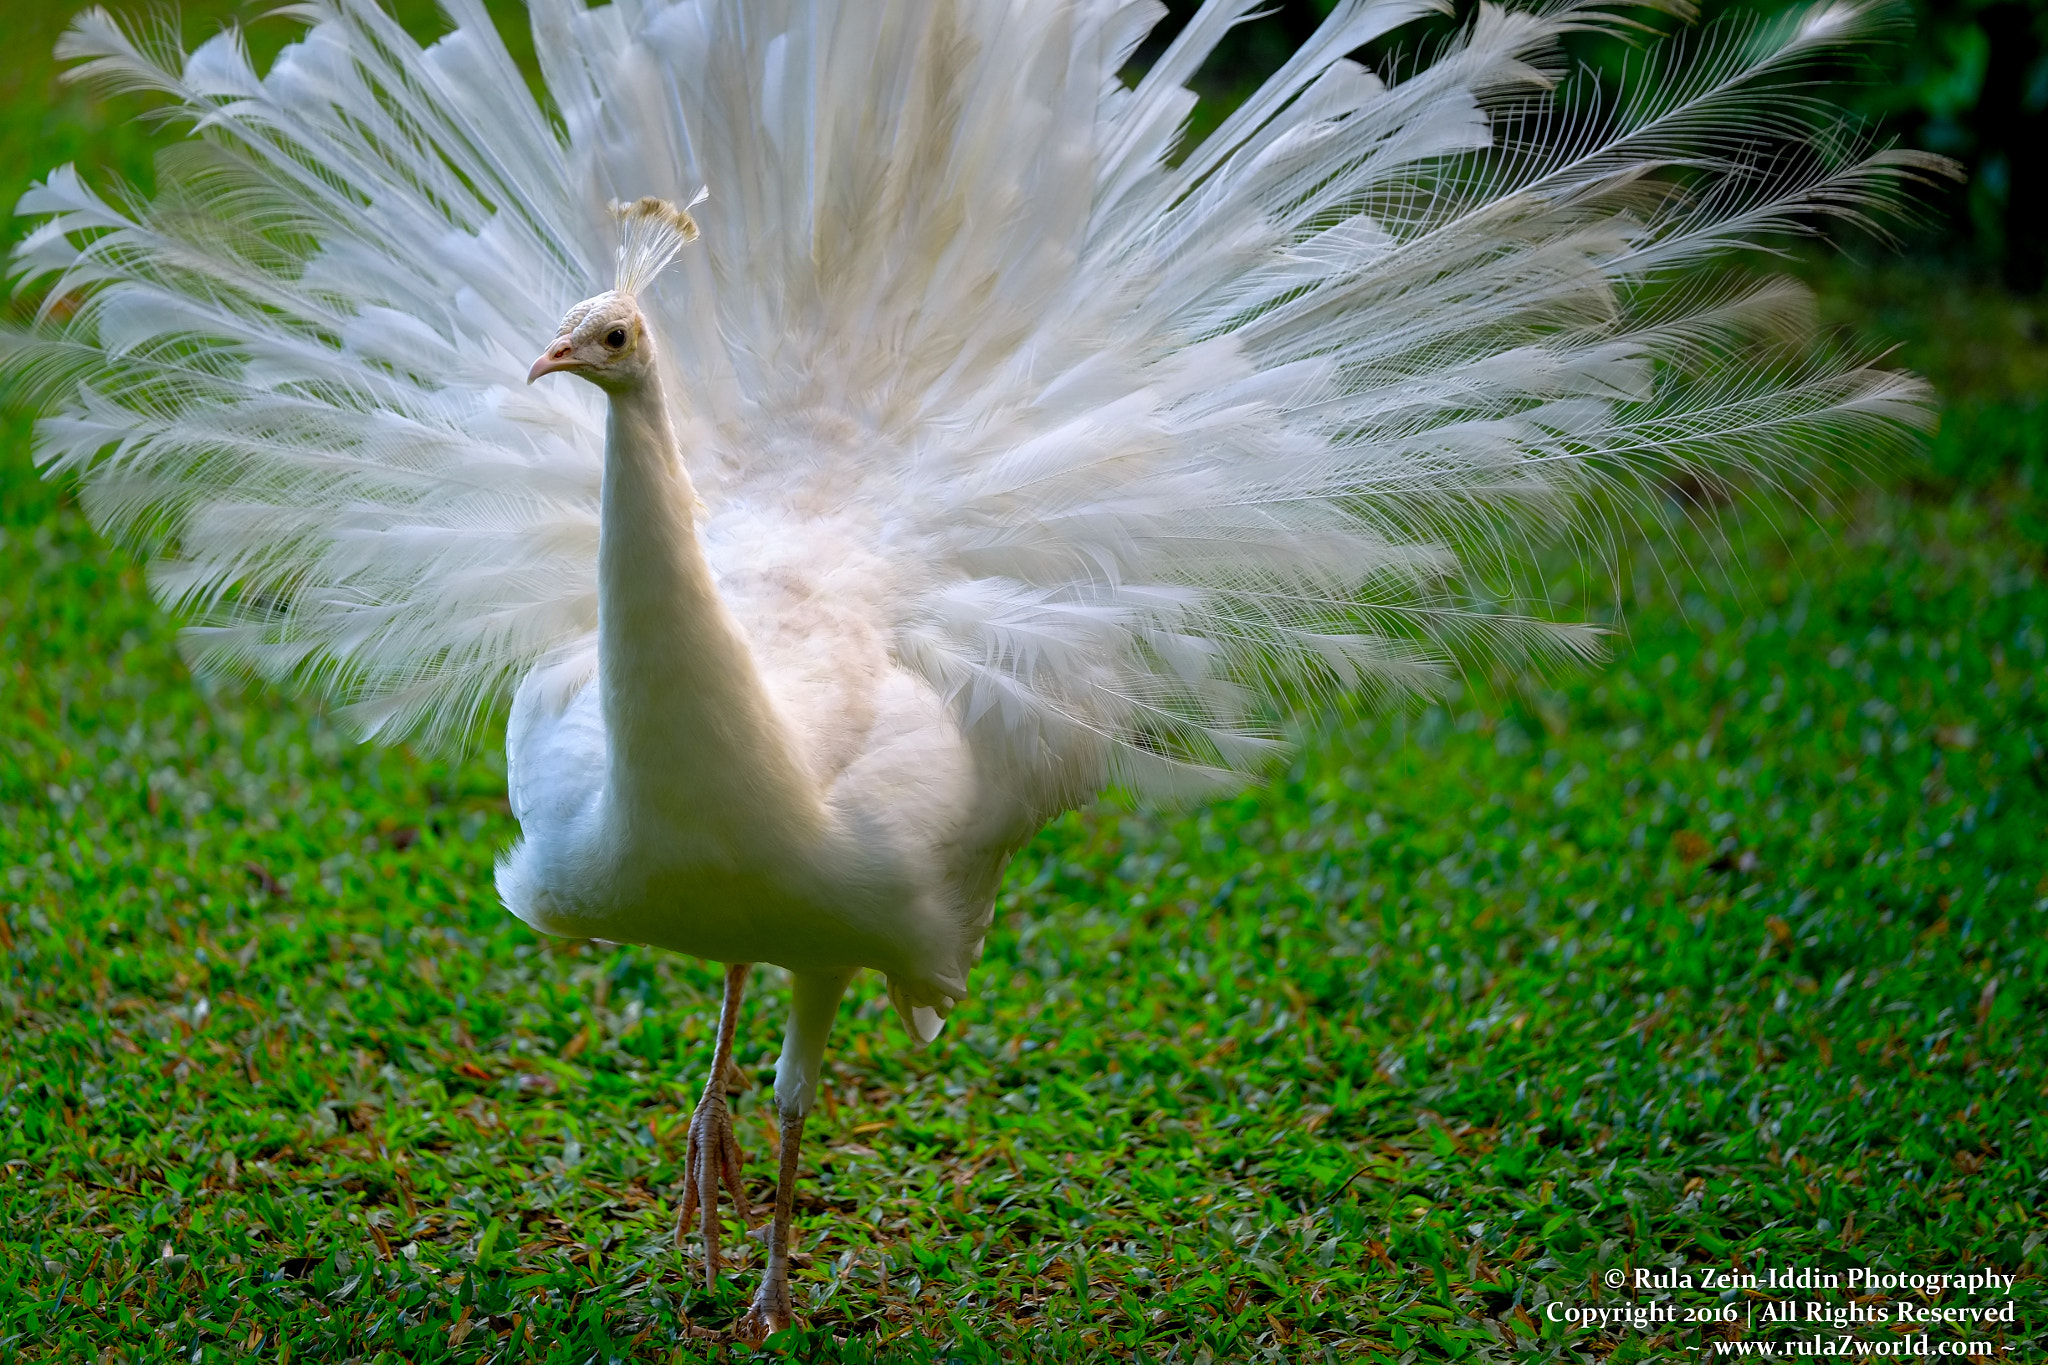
735,1272,794,1340
675,1090,751,1287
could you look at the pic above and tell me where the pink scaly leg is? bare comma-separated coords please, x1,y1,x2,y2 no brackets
675,961,752,1288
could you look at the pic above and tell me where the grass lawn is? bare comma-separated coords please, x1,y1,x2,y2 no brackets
3,3,2046,1362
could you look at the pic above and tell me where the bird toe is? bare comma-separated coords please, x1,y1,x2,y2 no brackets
735,1295,794,1342
677,1091,752,1278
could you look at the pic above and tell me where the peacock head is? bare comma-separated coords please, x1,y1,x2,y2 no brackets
527,290,650,392
527,194,704,393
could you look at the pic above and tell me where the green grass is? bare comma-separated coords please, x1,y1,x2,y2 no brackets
4,3,2047,1362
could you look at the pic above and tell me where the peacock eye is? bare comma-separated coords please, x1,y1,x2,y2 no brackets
604,327,628,349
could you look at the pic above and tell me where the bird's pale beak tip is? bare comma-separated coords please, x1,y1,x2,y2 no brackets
528,342,574,385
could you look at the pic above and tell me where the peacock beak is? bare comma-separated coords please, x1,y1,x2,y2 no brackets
527,339,579,384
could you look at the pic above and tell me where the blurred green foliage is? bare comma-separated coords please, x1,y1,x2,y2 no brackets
1856,0,2048,289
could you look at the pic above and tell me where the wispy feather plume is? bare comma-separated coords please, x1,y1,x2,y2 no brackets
612,191,704,296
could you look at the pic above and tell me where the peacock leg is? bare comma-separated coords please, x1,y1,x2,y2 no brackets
737,1102,806,1337
735,967,851,1337
676,961,753,1288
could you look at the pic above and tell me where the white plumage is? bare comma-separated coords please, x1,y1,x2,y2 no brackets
6,0,1940,1335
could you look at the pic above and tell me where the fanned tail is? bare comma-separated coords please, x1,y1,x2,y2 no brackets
2,0,1949,809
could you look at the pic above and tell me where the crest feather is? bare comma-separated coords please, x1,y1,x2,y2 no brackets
611,192,705,295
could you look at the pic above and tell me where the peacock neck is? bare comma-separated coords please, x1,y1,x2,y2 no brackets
595,364,821,844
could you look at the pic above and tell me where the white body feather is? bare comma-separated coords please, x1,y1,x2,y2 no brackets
496,354,1004,1065
6,0,1941,1096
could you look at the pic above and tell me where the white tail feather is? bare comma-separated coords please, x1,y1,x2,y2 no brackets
4,0,1947,806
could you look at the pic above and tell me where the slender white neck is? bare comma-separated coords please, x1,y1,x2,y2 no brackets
596,358,820,839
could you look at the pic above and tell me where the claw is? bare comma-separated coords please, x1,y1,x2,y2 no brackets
736,1279,793,1341
675,1090,750,1286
